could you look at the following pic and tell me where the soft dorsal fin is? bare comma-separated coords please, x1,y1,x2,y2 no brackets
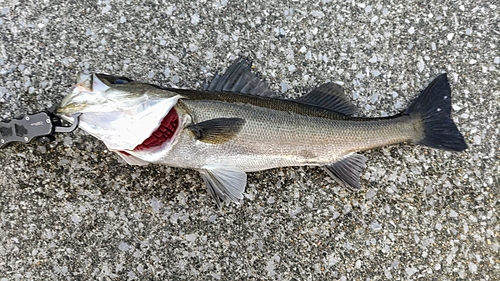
187,118,246,144
323,153,367,190
297,83,358,116
203,58,276,97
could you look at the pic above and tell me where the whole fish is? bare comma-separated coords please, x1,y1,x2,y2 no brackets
57,59,467,205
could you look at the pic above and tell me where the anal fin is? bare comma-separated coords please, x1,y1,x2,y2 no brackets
198,166,247,206
323,153,367,190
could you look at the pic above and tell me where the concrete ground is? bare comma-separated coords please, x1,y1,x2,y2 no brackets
0,0,498,280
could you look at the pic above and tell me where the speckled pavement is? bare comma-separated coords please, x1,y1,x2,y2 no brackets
0,0,498,280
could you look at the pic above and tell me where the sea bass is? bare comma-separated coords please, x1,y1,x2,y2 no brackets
57,59,467,205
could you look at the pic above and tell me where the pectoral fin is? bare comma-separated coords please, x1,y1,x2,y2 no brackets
187,118,245,144
198,166,247,206
323,153,367,190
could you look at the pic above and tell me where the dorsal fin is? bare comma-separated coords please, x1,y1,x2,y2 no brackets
297,83,358,116
203,58,276,97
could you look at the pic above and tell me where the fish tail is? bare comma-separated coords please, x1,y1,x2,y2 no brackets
405,74,467,152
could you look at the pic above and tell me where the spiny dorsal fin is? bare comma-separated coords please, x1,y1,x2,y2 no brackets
323,153,367,190
187,118,245,144
297,83,358,116
203,58,276,97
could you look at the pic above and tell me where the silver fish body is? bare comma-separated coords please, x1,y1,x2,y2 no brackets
58,59,467,205
164,94,418,171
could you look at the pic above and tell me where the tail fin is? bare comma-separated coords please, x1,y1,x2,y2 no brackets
405,74,467,152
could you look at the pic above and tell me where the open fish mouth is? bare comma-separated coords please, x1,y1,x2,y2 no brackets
134,107,179,151
119,107,180,155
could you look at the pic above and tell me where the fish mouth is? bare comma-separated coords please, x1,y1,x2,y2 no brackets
134,107,179,150
120,107,179,155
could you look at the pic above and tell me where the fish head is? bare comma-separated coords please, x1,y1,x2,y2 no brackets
57,73,183,155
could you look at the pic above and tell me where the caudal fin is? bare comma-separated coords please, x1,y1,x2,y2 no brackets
405,74,467,152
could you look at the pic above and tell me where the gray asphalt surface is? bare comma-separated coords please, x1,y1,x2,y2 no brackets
0,0,498,280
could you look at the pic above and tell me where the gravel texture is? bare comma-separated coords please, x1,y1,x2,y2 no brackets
0,0,498,280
